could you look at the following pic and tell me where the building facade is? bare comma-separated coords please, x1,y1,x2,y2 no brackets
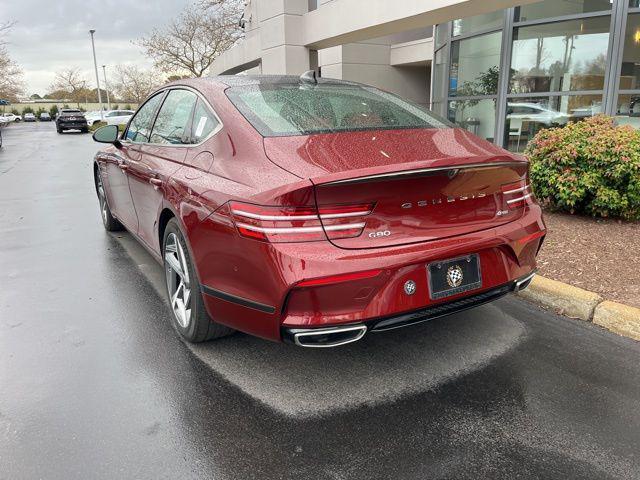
212,0,640,151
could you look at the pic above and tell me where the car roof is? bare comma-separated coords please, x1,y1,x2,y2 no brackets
166,74,362,90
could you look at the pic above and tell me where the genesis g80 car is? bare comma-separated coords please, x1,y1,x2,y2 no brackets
92,73,545,347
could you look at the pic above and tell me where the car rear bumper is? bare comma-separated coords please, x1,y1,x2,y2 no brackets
196,204,545,342
58,122,87,129
282,270,536,347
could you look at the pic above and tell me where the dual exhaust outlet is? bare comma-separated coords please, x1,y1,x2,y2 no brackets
285,271,536,348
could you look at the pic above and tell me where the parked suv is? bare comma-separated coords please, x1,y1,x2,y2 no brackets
56,109,88,133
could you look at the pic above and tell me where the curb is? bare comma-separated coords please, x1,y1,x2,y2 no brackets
517,275,640,341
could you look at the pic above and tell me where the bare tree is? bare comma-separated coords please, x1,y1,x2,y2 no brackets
50,68,87,107
0,21,24,102
136,1,243,78
112,64,162,103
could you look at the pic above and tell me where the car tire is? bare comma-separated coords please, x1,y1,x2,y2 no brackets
95,170,123,232
163,218,234,343
57,127,63,134
81,127,89,133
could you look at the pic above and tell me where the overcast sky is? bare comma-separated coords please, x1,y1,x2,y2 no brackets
0,0,192,96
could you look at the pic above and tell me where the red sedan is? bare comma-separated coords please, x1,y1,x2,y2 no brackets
92,74,545,347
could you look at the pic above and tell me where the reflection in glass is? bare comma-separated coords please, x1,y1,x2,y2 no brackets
448,98,496,141
615,94,640,129
435,24,447,48
504,95,602,152
452,11,503,37
510,17,610,94
450,31,501,96
631,1,640,7
515,0,612,22
432,49,446,105
619,14,640,89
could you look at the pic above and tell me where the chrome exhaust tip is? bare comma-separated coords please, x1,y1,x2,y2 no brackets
286,324,367,348
514,271,536,293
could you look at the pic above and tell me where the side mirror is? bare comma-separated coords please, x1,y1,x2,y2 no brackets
92,124,121,148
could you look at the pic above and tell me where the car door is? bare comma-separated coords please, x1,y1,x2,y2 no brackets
105,92,165,231
126,89,198,252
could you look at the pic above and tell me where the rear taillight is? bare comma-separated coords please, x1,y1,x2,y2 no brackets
501,179,533,209
229,202,374,243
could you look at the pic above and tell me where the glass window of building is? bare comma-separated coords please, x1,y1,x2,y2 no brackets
615,94,640,129
452,11,503,37
449,31,501,96
630,1,640,7
435,24,447,48
432,49,446,106
509,16,611,94
619,13,640,89
515,0,612,22
504,94,603,152
448,98,496,141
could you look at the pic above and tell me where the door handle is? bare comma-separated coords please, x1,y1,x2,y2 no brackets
149,177,163,189
118,163,129,172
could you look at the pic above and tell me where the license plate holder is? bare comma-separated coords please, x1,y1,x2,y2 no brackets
427,254,482,300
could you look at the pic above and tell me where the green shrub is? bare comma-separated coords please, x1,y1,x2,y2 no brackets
525,115,640,220
49,105,58,118
89,121,107,132
22,106,34,114
11,108,19,115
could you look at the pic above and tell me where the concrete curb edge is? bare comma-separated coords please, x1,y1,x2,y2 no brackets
517,275,640,341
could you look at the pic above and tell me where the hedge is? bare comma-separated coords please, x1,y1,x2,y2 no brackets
525,115,640,220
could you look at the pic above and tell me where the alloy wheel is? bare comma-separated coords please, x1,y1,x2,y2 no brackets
96,174,107,225
164,232,192,328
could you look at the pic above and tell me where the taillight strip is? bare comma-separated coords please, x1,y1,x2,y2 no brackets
507,193,532,204
235,222,365,234
231,209,371,221
502,184,530,195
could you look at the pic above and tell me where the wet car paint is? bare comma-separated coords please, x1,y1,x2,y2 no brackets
0,123,639,479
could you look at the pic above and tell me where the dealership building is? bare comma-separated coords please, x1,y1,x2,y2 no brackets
212,0,640,151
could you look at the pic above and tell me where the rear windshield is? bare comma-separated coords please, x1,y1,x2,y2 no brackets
61,110,82,115
226,83,451,137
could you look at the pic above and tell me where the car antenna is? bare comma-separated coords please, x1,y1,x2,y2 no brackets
299,70,317,85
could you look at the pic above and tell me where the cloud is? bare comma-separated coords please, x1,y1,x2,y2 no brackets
0,0,192,94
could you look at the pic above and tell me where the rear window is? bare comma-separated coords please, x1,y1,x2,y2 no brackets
226,83,451,136
61,110,81,116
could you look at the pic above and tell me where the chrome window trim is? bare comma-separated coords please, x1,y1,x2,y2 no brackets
120,85,224,149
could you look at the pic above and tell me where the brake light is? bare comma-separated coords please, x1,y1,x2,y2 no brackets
501,179,533,209
229,201,374,243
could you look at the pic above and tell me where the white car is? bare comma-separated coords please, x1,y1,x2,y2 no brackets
104,110,134,126
84,111,103,126
0,113,21,122
506,102,569,127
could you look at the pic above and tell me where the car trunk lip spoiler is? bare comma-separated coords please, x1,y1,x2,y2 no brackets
321,161,526,186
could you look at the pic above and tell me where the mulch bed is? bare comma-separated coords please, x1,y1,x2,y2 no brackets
537,211,640,308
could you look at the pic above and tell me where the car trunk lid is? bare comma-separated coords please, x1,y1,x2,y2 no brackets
263,128,531,249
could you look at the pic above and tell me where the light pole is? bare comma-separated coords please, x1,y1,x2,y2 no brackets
102,65,111,110
89,29,104,121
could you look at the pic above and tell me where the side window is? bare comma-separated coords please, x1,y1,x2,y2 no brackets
149,89,197,145
125,93,164,143
190,99,220,143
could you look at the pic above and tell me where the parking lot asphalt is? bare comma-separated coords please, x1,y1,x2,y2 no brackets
1,122,639,480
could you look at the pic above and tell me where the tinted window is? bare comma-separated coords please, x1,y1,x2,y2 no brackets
126,93,164,143
190,99,219,143
226,84,450,136
150,89,197,145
